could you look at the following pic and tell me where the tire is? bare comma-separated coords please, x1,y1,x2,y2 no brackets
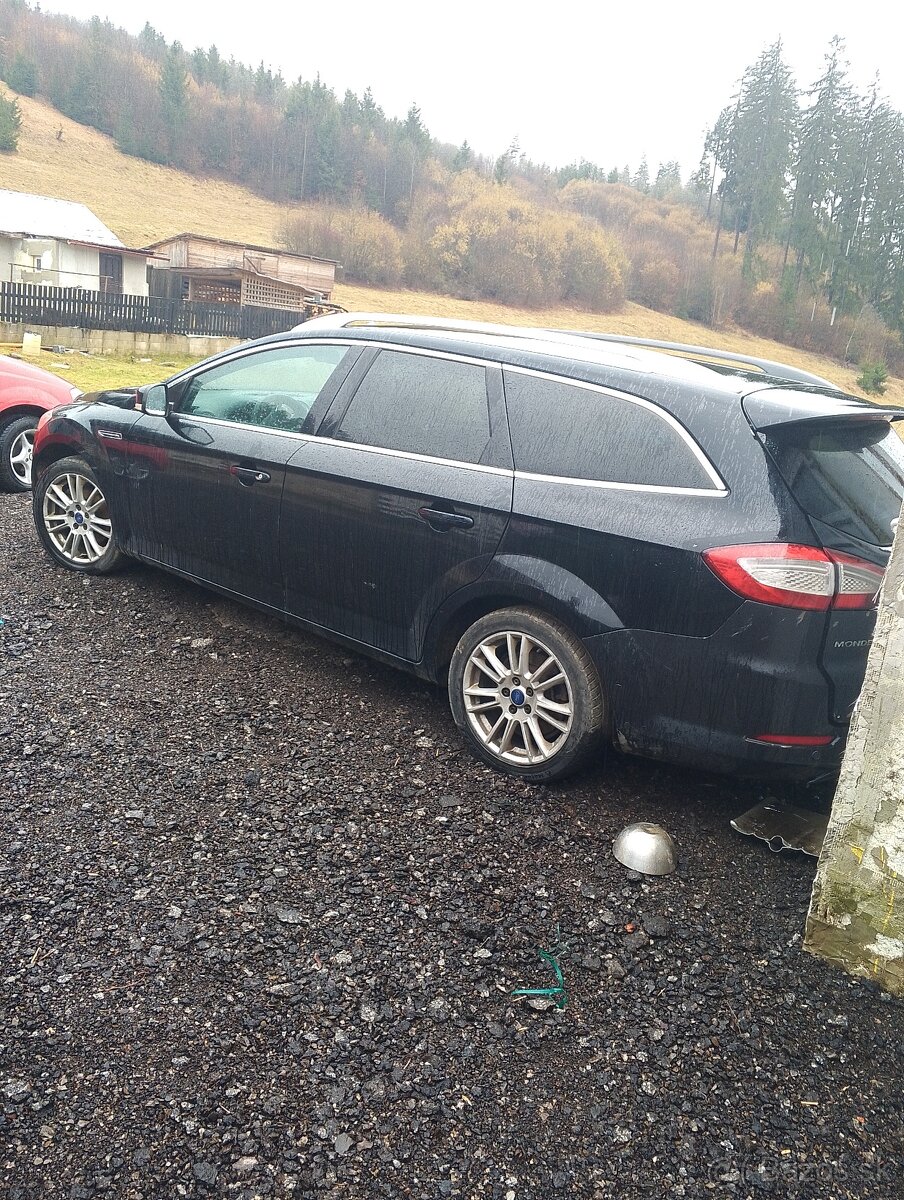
0,415,39,492
448,606,606,782
32,456,125,574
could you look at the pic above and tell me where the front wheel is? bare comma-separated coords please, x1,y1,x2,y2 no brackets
448,606,606,782
0,415,38,491
32,456,125,573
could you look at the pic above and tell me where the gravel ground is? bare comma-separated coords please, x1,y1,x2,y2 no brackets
1,491,901,1200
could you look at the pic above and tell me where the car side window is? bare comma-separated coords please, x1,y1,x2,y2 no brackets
177,345,351,432
334,350,491,464
502,369,718,489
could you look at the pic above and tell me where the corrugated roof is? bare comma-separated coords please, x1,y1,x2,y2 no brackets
0,188,125,248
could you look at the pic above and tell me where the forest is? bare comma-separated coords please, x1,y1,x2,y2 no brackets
0,0,902,369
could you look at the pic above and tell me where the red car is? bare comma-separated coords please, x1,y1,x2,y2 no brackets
0,355,81,491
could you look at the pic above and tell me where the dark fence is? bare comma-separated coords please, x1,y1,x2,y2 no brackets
0,282,314,340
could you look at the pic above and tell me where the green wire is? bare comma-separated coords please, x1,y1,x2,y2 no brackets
511,948,568,1009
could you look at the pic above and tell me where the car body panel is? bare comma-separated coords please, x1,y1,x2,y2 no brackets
280,439,513,659
123,412,296,607
0,354,79,419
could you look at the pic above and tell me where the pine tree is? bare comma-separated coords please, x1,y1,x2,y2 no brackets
452,140,473,172
0,91,22,152
403,103,430,157
653,161,682,198
6,52,37,97
494,136,520,184
160,43,189,160
784,38,854,291
718,41,798,274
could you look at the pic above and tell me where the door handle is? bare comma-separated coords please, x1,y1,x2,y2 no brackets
417,506,474,532
229,465,271,486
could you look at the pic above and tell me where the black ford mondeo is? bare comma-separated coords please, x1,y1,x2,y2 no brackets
31,315,904,782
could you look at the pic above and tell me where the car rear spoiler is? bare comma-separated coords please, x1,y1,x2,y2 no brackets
742,390,904,431
566,332,837,389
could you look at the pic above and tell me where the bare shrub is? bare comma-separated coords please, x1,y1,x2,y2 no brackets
279,206,403,286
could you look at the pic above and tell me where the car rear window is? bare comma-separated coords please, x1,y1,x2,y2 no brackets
502,369,719,490
765,421,904,546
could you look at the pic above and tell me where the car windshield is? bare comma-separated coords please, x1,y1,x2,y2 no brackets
765,420,904,546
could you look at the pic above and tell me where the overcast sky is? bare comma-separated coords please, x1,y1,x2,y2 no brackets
40,1,904,175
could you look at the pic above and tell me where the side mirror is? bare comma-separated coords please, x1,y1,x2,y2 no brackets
141,383,169,416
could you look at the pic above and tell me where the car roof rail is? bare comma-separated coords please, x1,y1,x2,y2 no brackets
298,313,839,389
566,331,837,389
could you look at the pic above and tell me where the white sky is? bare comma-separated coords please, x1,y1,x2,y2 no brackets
39,1,904,175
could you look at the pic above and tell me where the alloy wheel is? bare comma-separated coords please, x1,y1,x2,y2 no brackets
461,629,574,765
42,472,114,565
9,427,34,487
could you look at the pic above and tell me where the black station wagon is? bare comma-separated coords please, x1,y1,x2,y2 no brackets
31,315,904,782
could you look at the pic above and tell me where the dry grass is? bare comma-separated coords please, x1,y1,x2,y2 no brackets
40,352,198,392
2,90,294,247
3,88,902,408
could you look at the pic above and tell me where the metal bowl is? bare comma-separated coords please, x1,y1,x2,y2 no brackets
612,822,677,876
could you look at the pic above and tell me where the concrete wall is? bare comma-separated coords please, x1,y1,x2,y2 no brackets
805,511,904,996
0,322,240,359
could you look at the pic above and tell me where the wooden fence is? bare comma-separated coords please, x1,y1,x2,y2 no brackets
0,282,320,340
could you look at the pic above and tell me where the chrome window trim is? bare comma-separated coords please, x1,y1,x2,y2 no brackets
168,337,365,387
353,341,502,371
176,336,499,388
168,337,727,495
169,413,512,477
502,362,728,492
515,470,728,497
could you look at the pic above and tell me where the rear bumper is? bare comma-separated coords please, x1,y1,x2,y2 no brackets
584,604,862,778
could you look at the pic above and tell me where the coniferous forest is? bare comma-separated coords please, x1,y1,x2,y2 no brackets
0,1,902,368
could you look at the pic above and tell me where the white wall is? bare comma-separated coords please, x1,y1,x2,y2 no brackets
5,235,58,285
0,235,14,282
122,255,148,296
57,241,100,289
1,238,149,294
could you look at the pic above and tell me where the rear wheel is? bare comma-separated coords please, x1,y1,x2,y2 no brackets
448,606,606,782
0,415,38,492
32,456,125,574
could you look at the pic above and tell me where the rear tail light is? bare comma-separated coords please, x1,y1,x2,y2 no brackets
703,543,884,611
831,551,886,609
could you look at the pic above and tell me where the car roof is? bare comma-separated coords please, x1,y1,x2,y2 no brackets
286,312,845,396
281,315,757,396
174,313,895,436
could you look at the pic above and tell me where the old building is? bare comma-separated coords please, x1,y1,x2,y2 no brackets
145,232,338,313
0,188,150,295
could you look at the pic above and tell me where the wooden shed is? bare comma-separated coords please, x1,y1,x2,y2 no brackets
145,233,338,312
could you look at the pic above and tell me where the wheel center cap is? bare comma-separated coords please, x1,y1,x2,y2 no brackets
510,687,526,707
74,512,84,525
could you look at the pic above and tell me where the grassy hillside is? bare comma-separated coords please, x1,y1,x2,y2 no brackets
3,89,902,407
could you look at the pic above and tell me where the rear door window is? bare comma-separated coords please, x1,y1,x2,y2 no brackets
764,422,904,546
502,369,720,490
334,349,491,464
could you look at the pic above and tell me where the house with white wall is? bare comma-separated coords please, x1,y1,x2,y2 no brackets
0,188,149,295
